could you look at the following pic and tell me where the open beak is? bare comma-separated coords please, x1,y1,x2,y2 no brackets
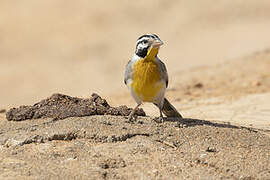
150,39,164,48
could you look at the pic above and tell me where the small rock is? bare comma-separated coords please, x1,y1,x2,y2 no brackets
194,83,203,88
252,81,261,86
200,153,207,158
4,139,23,147
0,109,6,113
206,146,217,152
99,158,126,169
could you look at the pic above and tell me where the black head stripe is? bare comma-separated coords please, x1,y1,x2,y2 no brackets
137,34,152,41
136,34,156,48
152,34,159,38
136,39,147,46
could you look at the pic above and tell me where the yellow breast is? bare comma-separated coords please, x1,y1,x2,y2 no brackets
131,56,163,102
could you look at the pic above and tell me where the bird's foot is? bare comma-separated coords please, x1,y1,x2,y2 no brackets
153,116,165,123
127,114,138,123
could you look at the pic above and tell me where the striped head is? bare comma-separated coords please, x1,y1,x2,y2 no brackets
135,34,163,58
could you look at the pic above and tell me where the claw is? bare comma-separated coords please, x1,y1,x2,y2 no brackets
128,114,137,122
153,116,164,123
128,103,141,122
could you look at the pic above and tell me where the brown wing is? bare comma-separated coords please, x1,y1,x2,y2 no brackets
156,58,168,87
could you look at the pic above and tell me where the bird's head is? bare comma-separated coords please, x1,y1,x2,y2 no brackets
135,34,163,58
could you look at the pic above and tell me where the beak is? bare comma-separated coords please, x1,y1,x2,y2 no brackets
150,38,164,48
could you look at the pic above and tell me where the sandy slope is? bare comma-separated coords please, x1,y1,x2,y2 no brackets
0,116,270,179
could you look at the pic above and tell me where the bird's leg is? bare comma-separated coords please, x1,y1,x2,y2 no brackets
159,107,164,123
128,103,141,122
153,103,165,123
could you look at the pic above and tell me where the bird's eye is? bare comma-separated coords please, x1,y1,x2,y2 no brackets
142,40,148,44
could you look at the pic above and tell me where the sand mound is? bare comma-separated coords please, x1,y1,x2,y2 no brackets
6,93,145,121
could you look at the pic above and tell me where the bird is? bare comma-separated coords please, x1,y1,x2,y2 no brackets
124,34,182,122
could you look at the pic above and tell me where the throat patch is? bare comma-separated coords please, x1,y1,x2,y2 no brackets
136,46,149,58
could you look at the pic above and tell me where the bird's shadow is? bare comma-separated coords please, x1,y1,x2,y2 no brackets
163,117,257,132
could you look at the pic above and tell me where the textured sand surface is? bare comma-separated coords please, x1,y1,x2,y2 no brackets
0,116,269,179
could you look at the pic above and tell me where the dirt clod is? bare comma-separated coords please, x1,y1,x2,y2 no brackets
99,158,126,169
6,93,145,121
206,146,217,152
194,82,204,88
0,109,6,113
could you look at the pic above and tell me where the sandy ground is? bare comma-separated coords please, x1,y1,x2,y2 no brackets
1,1,270,179
0,116,269,179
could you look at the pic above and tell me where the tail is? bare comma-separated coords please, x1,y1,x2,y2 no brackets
162,98,183,118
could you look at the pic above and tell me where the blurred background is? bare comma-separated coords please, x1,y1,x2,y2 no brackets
1,0,270,108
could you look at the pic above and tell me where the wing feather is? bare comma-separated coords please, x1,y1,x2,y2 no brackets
156,58,168,87
124,60,133,85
